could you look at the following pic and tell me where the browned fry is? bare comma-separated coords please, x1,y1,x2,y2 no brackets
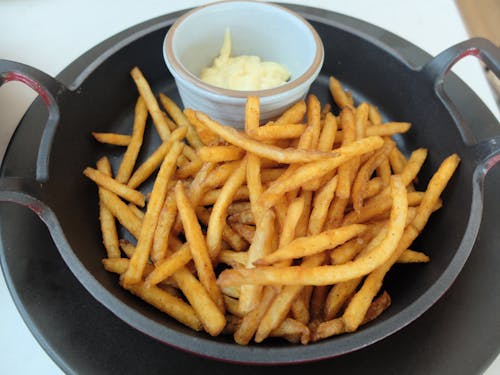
239,209,276,314
310,285,329,322
195,111,345,164
198,145,245,163
175,182,225,313
92,132,132,146
130,67,171,140
270,318,310,345
172,267,226,336
127,127,187,189
84,167,146,207
228,209,254,225
248,123,306,141
257,136,384,209
184,108,221,145
96,157,120,258
151,190,177,264
351,139,395,213
255,224,366,266
329,76,353,109
206,157,248,258
334,122,411,143
159,93,203,149
196,206,249,252
230,223,255,243
121,141,184,286
361,291,391,324
99,188,142,239
274,100,306,125
116,97,148,183
234,286,277,345
376,158,392,187
199,185,250,206
227,202,252,216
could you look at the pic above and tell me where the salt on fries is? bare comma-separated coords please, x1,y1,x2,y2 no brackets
84,66,459,345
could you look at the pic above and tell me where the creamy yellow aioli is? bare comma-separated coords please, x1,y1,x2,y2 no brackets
200,29,291,90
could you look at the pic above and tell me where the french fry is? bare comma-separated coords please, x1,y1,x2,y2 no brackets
334,122,412,143
96,157,120,258
172,267,226,336
397,249,430,263
84,167,146,207
248,123,306,141
92,132,132,146
127,127,187,189
329,76,353,109
145,243,192,286
130,67,171,140
307,175,338,235
274,100,306,125
255,224,367,266
116,97,148,183
121,141,184,286
239,209,276,314
228,209,254,225
199,186,249,206
184,108,221,145
369,104,383,125
257,136,384,209
230,223,255,243
99,188,142,239
159,93,204,149
151,190,177,263
198,145,245,163
128,203,145,220
218,250,248,267
175,182,225,313
195,111,347,164
206,157,248,259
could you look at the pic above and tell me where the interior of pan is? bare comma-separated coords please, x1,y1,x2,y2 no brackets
30,16,476,360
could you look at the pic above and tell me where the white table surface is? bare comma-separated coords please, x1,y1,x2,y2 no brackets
1,1,499,374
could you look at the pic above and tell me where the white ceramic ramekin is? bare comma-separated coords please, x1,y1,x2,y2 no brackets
163,0,324,127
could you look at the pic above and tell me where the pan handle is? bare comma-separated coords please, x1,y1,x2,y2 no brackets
0,59,67,182
421,38,500,169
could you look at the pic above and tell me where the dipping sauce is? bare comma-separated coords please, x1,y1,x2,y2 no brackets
200,29,291,91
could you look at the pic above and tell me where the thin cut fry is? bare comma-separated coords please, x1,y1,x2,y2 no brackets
121,141,184,285
116,96,148,183
130,67,171,140
92,132,131,146
198,145,245,163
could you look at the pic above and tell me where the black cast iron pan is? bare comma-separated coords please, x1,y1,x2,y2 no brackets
1,4,499,364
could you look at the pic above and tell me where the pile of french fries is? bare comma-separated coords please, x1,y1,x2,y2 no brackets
84,66,459,345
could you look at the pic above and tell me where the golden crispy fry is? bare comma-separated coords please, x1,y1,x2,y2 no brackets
99,188,142,239
96,157,120,258
130,67,171,140
230,223,255,243
317,112,338,152
389,147,408,174
355,103,369,139
172,267,226,336
239,209,276,314
203,160,241,189
121,141,184,286
369,104,383,125
274,100,306,125
119,239,136,258
116,97,148,183
307,94,322,148
336,107,357,199
224,295,244,318
195,111,345,163
351,139,395,212
218,250,248,267
249,123,306,141
151,191,177,263
84,167,146,207
257,136,384,209
175,182,225,313
234,286,277,345
92,132,132,146
198,145,245,163
199,185,249,206
255,224,366,265
145,243,192,286
307,175,338,235
206,157,248,258
195,206,249,252
127,127,187,189
128,203,145,220
334,122,411,143
184,108,221,145
397,249,430,263
159,93,203,149
329,76,353,109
